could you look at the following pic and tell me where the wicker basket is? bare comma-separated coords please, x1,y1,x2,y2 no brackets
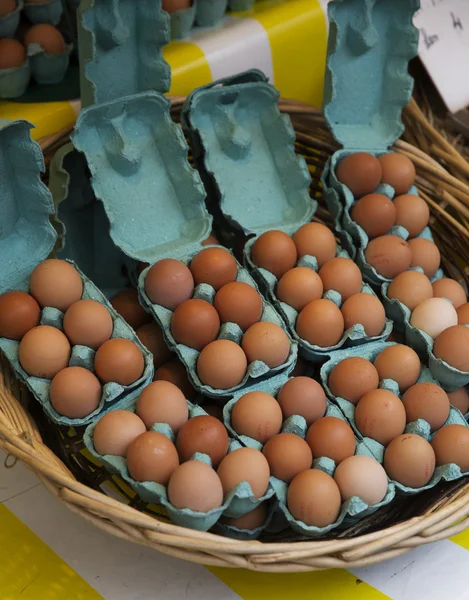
2,97,469,572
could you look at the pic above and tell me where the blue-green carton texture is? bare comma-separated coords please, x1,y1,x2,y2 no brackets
24,0,63,25
195,0,227,27
27,42,73,85
228,0,254,11
169,2,196,39
0,0,23,37
77,0,171,108
0,60,30,99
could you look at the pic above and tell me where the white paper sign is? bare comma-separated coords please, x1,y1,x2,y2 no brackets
414,0,469,113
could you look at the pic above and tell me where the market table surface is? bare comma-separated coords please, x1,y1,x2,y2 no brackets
2,450,469,599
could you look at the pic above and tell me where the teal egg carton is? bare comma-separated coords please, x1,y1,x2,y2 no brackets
24,0,63,25
320,0,421,285
77,0,171,108
0,0,23,37
320,341,469,494
27,42,73,85
0,59,30,99
243,243,393,362
228,0,254,11
181,69,316,238
212,501,276,541
195,0,227,27
84,402,274,531
169,2,196,39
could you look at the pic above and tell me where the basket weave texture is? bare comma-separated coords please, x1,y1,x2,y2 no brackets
2,97,469,572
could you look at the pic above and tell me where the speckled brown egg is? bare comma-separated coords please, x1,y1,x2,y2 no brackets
167,461,223,512
379,153,416,195
94,338,145,385
276,267,324,312
262,433,313,482
292,223,337,267
394,194,430,237
29,259,83,312
287,469,341,527
217,447,270,498
19,325,71,379
432,278,467,309
350,194,396,238
251,231,298,279
176,415,229,466
355,389,406,446
190,247,238,291
409,238,441,278
110,289,150,330
136,322,172,368
93,410,146,457
145,259,194,310
0,38,25,69
402,382,450,431
448,388,469,414
341,293,386,337
306,417,356,463
296,298,344,347
197,340,247,389
127,431,179,484
170,299,220,350
336,153,382,197
231,391,283,444
214,281,263,332
387,271,433,311
0,291,40,340
373,345,421,392
433,326,469,372
50,366,101,418
0,0,16,18
365,235,412,279
25,24,66,54
136,380,188,432
431,424,469,472
319,257,363,301
328,357,379,405
154,359,195,400
384,434,435,488
277,377,326,425
242,321,290,368
63,299,113,350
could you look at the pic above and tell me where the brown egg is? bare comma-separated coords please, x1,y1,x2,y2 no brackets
319,257,363,301
63,299,113,350
262,433,312,482
287,469,341,527
410,298,458,340
448,388,469,414
276,267,324,312
336,153,382,197
154,359,195,400
94,338,145,385
0,0,16,18
306,417,356,463
328,357,379,405
197,340,247,389
19,326,70,379
334,455,388,505
341,293,386,337
379,153,416,195
214,281,263,332
136,322,172,368
170,299,220,350
50,366,101,418
167,461,223,512
190,247,238,291
24,24,66,55
162,0,191,13
296,298,345,347
432,278,467,309
29,259,83,312
355,389,406,446
292,223,337,267
387,271,433,311
145,259,194,310
217,447,270,498
394,194,430,237
222,504,268,530
93,410,146,456
136,380,188,432
0,39,26,69
242,322,290,368
251,231,298,279
408,238,441,278
384,434,435,487
365,235,413,279
350,194,396,238
110,289,150,330
231,391,283,444
433,325,469,372
0,291,40,340
431,424,469,472
176,415,229,466
457,303,469,325
202,234,220,246
277,377,326,425
127,431,179,484
373,344,421,392
402,383,450,431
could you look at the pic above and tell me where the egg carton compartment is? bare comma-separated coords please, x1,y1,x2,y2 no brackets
195,0,227,27
212,499,277,541
0,58,30,99
139,251,297,399
24,0,63,25
27,41,73,85
77,0,170,108
0,0,23,37
169,2,197,39
181,69,316,238
243,243,393,362
228,0,254,10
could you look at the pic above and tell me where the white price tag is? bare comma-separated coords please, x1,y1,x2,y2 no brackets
414,0,469,113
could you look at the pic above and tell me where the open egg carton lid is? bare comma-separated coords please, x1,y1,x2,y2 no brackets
181,69,316,238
